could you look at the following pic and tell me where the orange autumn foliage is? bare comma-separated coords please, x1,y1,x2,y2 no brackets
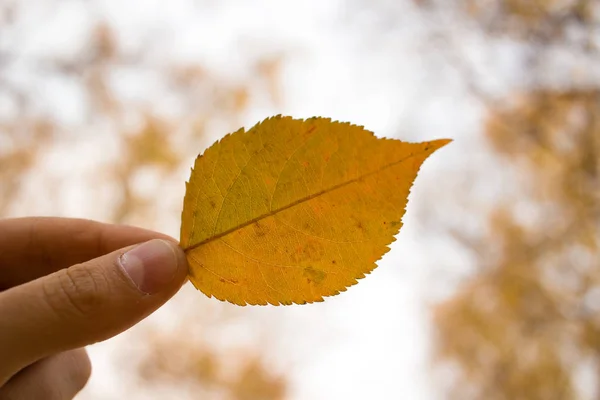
434,90,600,399
464,0,597,40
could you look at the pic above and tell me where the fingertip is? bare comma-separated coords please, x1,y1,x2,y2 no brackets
118,239,188,295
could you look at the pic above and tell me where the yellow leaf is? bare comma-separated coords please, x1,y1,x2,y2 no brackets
180,116,450,305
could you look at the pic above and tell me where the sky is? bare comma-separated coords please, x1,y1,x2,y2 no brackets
3,1,492,399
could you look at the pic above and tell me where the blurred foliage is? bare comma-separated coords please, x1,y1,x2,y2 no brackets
463,0,598,44
0,3,283,224
0,119,54,211
435,90,600,399
424,0,600,397
137,328,286,400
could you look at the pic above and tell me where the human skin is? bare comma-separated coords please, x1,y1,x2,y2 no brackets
0,217,189,399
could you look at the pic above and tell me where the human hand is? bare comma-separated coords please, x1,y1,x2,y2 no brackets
0,217,189,399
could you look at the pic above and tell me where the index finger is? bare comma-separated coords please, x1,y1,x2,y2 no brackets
0,217,175,289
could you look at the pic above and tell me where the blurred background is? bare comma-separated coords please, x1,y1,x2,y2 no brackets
1,0,599,399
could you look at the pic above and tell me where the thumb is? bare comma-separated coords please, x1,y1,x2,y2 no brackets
0,239,188,384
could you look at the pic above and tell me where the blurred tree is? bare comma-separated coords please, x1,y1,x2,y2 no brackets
464,0,597,43
434,90,600,399
411,1,600,399
136,326,287,400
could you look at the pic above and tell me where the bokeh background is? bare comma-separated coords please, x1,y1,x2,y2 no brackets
2,0,600,399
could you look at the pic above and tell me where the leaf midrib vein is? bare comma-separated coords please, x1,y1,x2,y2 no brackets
183,148,428,252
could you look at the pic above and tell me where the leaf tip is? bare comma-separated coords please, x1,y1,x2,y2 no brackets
429,138,453,151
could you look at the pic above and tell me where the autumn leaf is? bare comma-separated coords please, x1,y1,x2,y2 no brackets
180,116,450,305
